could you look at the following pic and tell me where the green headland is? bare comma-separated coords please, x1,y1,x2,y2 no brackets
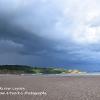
0,65,85,74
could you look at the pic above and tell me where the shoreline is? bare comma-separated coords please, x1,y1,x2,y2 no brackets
1,72,100,76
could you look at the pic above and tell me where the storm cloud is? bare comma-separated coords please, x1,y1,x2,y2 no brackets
0,0,100,71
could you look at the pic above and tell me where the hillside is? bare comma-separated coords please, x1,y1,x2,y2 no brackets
0,65,83,74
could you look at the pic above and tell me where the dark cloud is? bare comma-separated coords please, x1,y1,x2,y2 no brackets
0,19,56,55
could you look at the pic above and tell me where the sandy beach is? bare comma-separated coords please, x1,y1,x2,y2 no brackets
0,75,100,100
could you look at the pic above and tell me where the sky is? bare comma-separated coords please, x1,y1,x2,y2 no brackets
0,0,100,71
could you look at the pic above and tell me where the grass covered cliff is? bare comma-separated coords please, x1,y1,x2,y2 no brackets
0,65,84,74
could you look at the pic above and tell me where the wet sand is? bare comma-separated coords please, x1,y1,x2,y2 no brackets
0,75,100,100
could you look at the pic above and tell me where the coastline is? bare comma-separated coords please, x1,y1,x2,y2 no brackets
1,72,100,77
